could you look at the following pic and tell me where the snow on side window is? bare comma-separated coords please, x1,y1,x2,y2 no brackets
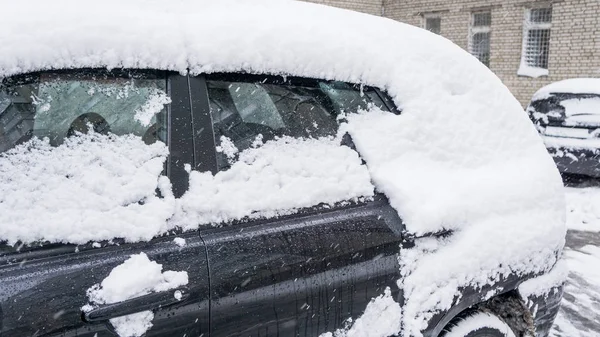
0,130,174,245
0,71,173,245
518,7,552,77
172,134,375,228
164,78,384,227
0,72,384,244
206,78,388,171
83,253,188,337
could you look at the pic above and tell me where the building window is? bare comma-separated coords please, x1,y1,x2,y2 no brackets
424,15,441,34
518,7,552,77
469,11,491,67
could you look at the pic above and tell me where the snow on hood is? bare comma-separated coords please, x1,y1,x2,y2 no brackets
1,0,565,335
532,78,600,100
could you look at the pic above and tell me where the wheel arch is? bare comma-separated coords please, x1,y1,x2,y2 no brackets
424,280,535,337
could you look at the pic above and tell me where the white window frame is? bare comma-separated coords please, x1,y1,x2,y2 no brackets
468,11,491,67
423,13,441,35
518,7,552,77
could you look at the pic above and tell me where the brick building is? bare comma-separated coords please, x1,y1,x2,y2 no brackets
303,0,600,107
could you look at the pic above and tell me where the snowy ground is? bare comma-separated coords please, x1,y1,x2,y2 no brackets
551,180,600,337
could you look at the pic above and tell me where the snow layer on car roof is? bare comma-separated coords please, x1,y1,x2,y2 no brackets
1,0,566,335
532,78,600,100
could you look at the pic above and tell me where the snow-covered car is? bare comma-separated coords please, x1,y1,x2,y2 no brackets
528,78,600,178
0,1,566,337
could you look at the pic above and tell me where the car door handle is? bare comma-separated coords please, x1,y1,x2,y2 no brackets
82,288,189,322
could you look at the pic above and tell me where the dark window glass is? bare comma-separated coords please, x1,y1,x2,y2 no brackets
472,32,491,66
0,71,168,153
530,7,552,23
425,17,441,34
206,78,390,170
525,28,551,69
473,12,491,27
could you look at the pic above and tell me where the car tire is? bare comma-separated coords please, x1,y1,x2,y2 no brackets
442,311,516,337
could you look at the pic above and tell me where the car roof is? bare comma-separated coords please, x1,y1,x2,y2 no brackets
532,78,600,100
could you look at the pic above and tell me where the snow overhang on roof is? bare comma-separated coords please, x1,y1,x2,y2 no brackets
533,78,600,100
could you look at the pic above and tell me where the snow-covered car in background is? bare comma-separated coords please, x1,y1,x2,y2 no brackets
528,78,600,178
0,1,566,337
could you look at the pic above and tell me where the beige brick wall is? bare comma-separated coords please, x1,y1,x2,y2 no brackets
302,0,383,16
300,0,600,107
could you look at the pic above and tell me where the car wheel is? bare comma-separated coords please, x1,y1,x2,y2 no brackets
442,311,516,337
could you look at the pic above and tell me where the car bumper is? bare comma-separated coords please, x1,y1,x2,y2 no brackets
525,285,563,337
518,261,566,337
543,136,600,177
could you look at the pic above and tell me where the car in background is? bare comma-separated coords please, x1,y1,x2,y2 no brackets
528,78,600,178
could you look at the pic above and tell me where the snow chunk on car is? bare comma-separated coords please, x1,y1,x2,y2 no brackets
0,131,174,245
173,135,373,227
83,252,188,337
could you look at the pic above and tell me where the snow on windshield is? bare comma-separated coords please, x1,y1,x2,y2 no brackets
0,0,565,335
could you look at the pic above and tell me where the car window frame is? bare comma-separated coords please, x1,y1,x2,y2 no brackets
189,73,399,224
189,72,400,171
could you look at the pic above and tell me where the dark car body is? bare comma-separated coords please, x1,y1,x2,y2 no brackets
0,69,562,337
528,91,600,178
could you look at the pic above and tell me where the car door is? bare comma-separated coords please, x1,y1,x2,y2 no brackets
187,74,405,336
0,71,210,337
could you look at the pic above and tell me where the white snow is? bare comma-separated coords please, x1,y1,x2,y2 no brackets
173,237,186,247
543,127,591,139
172,135,374,227
133,88,171,127
215,136,239,162
319,287,402,337
517,64,549,78
84,253,188,337
0,1,566,335
551,245,600,337
566,187,600,232
0,131,175,245
444,312,515,337
561,97,600,119
533,78,600,101
174,290,183,301
345,108,563,336
519,259,567,298
543,135,600,151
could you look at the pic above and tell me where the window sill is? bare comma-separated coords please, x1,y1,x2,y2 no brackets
517,65,549,78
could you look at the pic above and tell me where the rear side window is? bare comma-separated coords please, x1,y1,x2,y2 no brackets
206,77,390,170
0,71,168,153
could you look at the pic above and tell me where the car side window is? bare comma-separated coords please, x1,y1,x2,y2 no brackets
206,77,390,170
0,71,168,153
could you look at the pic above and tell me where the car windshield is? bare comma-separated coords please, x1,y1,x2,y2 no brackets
0,71,168,153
